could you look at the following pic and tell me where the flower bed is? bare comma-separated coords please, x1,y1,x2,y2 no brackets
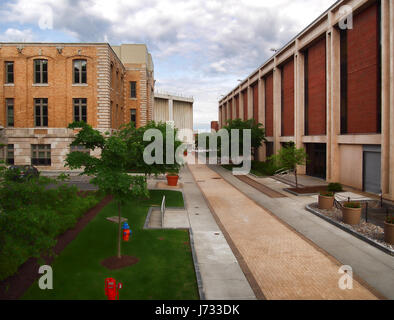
306,202,394,255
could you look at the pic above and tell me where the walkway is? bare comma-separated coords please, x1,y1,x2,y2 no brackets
188,163,383,300
149,166,256,300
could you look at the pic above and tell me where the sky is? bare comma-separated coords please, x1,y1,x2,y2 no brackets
0,0,339,132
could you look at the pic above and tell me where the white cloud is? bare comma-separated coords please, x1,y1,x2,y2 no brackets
0,28,35,42
0,0,338,130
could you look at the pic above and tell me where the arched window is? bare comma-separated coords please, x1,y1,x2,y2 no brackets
73,59,87,84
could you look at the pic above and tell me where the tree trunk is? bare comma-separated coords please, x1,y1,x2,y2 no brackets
294,168,298,189
117,201,122,259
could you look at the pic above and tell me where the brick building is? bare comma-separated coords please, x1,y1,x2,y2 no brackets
218,0,394,200
0,42,154,170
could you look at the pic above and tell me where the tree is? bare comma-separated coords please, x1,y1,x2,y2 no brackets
117,121,183,176
270,142,308,189
222,119,266,160
65,121,149,259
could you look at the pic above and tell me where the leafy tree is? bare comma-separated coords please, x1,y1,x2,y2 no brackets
117,121,184,176
222,119,266,160
270,142,308,189
65,121,149,259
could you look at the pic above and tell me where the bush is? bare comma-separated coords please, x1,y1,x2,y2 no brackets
251,160,284,177
328,182,343,193
343,202,361,209
320,191,334,197
0,172,102,281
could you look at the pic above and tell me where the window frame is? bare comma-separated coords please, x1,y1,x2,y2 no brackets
6,98,14,127
5,61,14,84
34,98,48,127
6,144,14,165
130,81,137,98
34,59,48,84
130,108,137,125
73,98,87,122
73,59,87,84
31,144,51,166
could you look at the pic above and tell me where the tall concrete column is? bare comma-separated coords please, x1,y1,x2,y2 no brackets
239,89,244,121
168,98,174,122
294,46,306,174
258,75,266,161
328,25,341,182
273,63,282,155
232,96,236,119
389,0,394,200
381,0,390,197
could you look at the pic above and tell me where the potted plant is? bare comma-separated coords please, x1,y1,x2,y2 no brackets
384,215,394,245
318,191,334,210
166,169,179,186
342,202,362,225
183,149,188,156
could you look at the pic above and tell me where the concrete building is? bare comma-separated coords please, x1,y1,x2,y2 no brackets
218,0,394,200
153,92,194,145
0,42,154,170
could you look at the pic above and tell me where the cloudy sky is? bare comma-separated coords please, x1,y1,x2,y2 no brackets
0,0,338,131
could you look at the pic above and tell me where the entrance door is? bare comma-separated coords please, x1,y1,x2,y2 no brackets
363,146,381,194
306,143,326,179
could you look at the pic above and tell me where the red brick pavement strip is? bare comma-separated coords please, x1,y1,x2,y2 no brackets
189,164,382,300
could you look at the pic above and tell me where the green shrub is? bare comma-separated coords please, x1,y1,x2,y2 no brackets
320,191,334,197
386,216,394,224
0,173,102,281
327,182,343,193
343,202,361,209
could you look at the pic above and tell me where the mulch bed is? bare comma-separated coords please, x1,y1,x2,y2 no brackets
0,195,113,300
287,186,328,194
101,256,139,270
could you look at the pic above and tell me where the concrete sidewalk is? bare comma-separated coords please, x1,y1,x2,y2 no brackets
211,165,394,299
189,163,383,300
149,166,256,300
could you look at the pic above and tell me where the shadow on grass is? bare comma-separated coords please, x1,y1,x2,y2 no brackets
22,190,199,300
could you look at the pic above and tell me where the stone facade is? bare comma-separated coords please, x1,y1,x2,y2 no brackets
0,42,154,170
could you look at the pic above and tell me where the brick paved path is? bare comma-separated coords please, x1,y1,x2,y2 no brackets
188,164,380,300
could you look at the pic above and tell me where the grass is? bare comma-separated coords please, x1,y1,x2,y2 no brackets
22,190,199,300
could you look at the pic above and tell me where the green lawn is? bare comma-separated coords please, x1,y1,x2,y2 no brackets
22,190,199,300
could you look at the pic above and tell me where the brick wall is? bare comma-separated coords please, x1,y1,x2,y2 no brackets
229,100,233,120
346,2,380,134
264,73,274,137
306,37,327,135
235,94,240,118
242,89,248,120
252,83,258,122
281,58,294,136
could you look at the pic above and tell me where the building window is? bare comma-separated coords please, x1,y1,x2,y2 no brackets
34,59,48,84
5,61,14,84
130,109,136,126
6,98,14,127
73,98,87,122
73,59,87,84
130,81,137,98
31,144,51,166
34,98,48,127
6,144,14,165
70,145,90,154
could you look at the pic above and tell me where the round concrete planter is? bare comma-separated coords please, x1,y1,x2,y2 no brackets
342,206,362,225
318,194,334,210
384,222,394,245
166,174,179,186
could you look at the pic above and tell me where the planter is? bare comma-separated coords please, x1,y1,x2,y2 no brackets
318,194,334,210
384,222,394,245
342,206,362,225
166,174,179,186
